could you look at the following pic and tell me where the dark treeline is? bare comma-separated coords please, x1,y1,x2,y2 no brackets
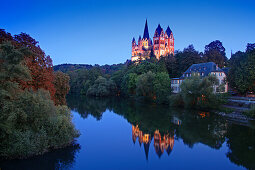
0,29,79,159
56,40,255,109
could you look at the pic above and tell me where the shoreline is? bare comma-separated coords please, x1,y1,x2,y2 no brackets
0,140,78,161
215,111,255,126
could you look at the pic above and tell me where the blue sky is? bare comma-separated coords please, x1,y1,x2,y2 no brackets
1,0,255,65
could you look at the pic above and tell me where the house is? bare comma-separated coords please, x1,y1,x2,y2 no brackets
171,62,228,93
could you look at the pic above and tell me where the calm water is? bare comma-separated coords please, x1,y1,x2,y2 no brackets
1,96,255,170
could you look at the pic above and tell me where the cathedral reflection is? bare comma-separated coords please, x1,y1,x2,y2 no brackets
132,125,175,159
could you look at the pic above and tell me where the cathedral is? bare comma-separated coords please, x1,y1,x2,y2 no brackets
131,19,174,62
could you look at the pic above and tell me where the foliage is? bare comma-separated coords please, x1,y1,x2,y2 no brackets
162,45,203,78
0,43,31,100
246,43,255,52
170,74,225,110
0,40,79,158
169,94,183,107
87,76,117,97
153,72,172,103
204,40,228,68
54,63,126,75
135,71,171,103
54,71,70,105
243,105,255,118
228,47,255,94
67,67,103,94
136,71,156,100
14,33,56,101
0,29,56,102
0,89,79,159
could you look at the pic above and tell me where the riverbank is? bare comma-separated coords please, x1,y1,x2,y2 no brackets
216,96,255,125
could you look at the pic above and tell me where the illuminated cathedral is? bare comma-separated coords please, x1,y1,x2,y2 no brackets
131,19,174,62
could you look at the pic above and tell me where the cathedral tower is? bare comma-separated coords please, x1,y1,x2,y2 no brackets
131,20,174,62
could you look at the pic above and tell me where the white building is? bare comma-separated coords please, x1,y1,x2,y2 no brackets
171,62,228,93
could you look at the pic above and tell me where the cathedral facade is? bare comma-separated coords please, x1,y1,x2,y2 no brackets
131,20,174,62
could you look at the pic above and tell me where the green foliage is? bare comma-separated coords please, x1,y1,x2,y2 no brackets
170,74,225,110
0,42,31,100
68,67,103,94
228,48,255,94
0,89,79,159
136,71,156,100
126,73,138,95
135,71,171,103
169,94,183,107
153,72,172,103
244,105,255,118
87,76,117,97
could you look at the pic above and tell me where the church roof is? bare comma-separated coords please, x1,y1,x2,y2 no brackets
155,24,163,37
138,35,141,41
165,26,172,37
132,37,135,43
143,19,150,39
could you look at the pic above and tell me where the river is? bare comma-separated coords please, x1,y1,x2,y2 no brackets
0,95,255,170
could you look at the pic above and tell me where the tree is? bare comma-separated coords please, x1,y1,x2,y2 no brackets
173,45,202,77
204,40,228,68
176,74,223,109
87,76,117,97
0,42,31,101
136,71,156,100
0,29,13,44
54,71,70,105
13,33,56,101
228,47,255,94
154,72,171,104
164,54,177,78
246,43,255,52
0,42,79,159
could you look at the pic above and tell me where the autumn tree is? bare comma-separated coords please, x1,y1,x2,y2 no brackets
13,33,56,101
54,71,70,105
0,29,13,44
0,30,56,102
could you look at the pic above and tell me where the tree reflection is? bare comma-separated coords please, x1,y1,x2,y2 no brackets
226,124,255,169
0,143,80,170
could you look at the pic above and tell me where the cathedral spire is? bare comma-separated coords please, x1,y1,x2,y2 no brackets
143,19,150,40
165,26,172,37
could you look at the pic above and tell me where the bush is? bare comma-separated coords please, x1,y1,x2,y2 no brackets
0,89,79,159
244,105,255,118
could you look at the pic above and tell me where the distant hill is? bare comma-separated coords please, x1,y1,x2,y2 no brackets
54,60,130,75
54,64,93,72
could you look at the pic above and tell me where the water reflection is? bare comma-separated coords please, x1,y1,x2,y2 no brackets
132,125,174,159
67,95,255,169
0,143,80,170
